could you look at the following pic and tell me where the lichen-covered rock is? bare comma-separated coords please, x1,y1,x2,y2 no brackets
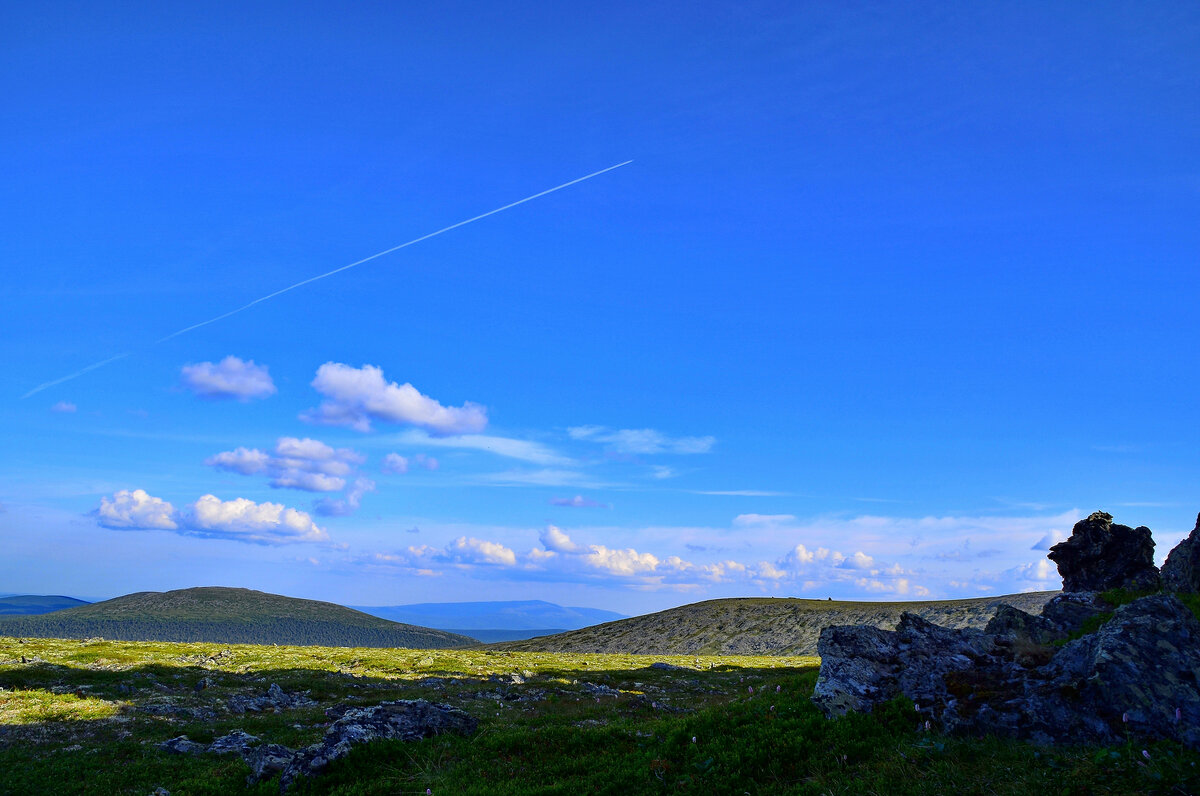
277,700,477,790
158,700,477,792
227,683,315,715
1039,593,1200,748
812,624,903,716
1162,513,1200,594
1038,591,1110,634
812,592,1200,749
157,736,206,755
1048,511,1160,592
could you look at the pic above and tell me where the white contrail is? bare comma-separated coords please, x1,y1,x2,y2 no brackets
21,160,633,398
22,352,132,399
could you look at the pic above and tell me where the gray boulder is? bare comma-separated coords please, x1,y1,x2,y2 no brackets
1038,591,1110,634
1047,511,1160,592
1162,513,1200,593
278,700,478,790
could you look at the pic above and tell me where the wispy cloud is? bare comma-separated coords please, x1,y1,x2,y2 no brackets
549,495,609,508
693,489,791,497
733,513,796,526
476,469,610,488
50,401,77,413
95,489,328,545
386,429,573,465
302,363,486,434
181,356,276,401
568,426,715,455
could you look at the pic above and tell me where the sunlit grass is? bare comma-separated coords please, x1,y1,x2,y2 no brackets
0,689,121,724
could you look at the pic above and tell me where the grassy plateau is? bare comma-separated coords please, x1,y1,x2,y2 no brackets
3,636,1200,795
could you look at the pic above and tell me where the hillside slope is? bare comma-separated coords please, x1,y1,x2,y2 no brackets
353,599,625,630
0,587,474,649
492,592,1059,656
0,595,90,615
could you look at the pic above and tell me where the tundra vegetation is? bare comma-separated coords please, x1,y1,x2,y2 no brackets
3,635,1199,795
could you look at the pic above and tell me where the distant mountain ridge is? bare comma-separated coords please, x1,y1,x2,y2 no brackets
353,599,625,631
0,595,90,616
0,587,474,649
493,592,1060,656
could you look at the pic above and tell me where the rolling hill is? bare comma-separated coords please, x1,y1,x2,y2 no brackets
0,587,475,648
492,591,1060,656
0,595,90,615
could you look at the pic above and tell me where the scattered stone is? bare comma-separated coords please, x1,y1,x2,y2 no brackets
228,683,315,715
156,700,477,791
647,662,688,671
194,677,214,692
1048,511,1159,592
276,700,477,790
1162,513,1200,593
140,702,216,720
580,682,621,698
209,730,260,755
489,673,524,685
149,788,170,796
158,736,207,755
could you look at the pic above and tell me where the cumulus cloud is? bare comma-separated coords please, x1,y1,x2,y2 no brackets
94,489,327,544
181,356,276,401
97,489,178,530
549,495,607,508
568,425,715,455
186,494,328,543
302,363,486,434
207,437,363,493
540,525,582,553
372,536,518,569
314,478,376,517
206,447,270,475
50,401,77,413
584,545,661,576
1031,533,1056,550
382,453,409,474
444,536,517,566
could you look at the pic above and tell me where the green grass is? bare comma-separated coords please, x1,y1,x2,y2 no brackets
2,636,1198,795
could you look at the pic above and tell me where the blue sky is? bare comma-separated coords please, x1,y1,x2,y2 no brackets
2,2,1198,614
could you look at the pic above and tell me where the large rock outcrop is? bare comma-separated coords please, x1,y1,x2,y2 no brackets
813,510,1200,749
1047,511,1160,592
813,594,1200,748
1161,513,1200,594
